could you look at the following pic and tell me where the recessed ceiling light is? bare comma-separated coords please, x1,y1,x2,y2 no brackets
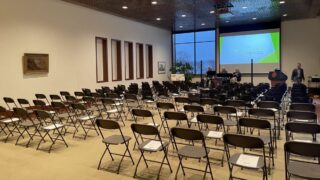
156,17,161,21
179,26,183,28
283,13,288,17
122,6,128,9
242,6,248,9
279,1,285,4
226,21,230,23
201,23,206,26
181,14,187,17
210,10,215,14
151,1,157,5
252,17,257,20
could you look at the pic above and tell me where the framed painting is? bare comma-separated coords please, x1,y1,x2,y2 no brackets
158,62,166,74
23,53,49,74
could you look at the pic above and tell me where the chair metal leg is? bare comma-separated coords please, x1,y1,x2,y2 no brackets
97,148,108,170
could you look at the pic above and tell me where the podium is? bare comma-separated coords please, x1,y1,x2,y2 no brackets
268,70,288,87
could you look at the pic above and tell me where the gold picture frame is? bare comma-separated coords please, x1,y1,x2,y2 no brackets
23,53,49,74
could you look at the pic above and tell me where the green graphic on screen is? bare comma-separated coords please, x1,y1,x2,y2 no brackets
220,32,280,64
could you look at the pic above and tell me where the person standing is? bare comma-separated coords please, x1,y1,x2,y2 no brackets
233,69,242,82
291,63,305,83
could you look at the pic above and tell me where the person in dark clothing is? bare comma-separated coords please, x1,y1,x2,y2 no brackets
232,69,241,82
291,63,305,83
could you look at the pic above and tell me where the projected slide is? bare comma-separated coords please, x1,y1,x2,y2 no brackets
220,31,280,73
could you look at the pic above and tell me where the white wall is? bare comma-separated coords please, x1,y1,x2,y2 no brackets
0,0,171,106
240,17,320,85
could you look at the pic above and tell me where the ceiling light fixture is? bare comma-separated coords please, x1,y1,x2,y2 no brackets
226,21,230,23
210,10,215,14
181,14,186,17
122,6,128,9
151,1,157,5
201,23,206,26
156,17,161,21
283,13,288,17
279,1,285,4
242,6,247,9
252,17,257,20
179,26,183,28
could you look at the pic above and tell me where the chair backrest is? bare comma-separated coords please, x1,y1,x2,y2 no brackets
101,98,115,105
50,94,62,101
257,101,279,109
164,111,188,120
156,102,175,110
183,105,204,113
174,97,189,103
0,106,6,112
34,110,51,119
223,134,264,149
287,110,317,121
33,99,46,107
226,100,246,107
65,95,77,102
51,101,66,109
214,106,237,114
17,98,30,106
71,103,86,111
285,141,320,157
171,127,204,141
96,119,120,130
197,114,224,125
74,91,85,97
239,118,271,130
60,91,70,96
131,123,158,135
200,98,218,106
132,109,153,117
3,97,15,103
289,103,315,112
285,122,320,135
124,93,138,101
106,93,119,99
35,94,46,99
83,96,95,103
13,107,28,118
248,108,275,117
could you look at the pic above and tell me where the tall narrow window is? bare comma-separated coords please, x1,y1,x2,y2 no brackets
124,41,134,80
136,43,144,79
146,44,153,78
111,39,122,81
96,37,108,83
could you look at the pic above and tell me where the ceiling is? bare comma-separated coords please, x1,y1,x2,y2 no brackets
62,0,320,32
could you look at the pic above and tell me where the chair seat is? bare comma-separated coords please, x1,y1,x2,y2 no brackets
144,100,154,103
145,123,159,127
287,160,320,179
139,140,169,152
43,124,64,130
103,135,131,145
203,130,223,139
47,111,55,114
178,146,208,158
1,117,20,123
224,120,237,126
229,112,244,117
20,120,40,127
79,115,96,120
112,102,123,106
229,153,264,169
106,109,118,113
189,117,197,123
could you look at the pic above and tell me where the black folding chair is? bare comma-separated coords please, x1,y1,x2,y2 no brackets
17,98,33,114
51,101,78,134
96,119,134,173
174,97,189,112
3,97,17,111
35,93,50,105
285,122,320,142
34,110,68,153
183,105,204,126
71,103,99,139
131,123,172,179
289,103,316,112
156,102,176,133
101,98,125,126
171,127,214,180
284,141,320,179
214,106,239,132
286,110,317,123
0,106,22,142
223,134,268,180
239,117,275,172
13,108,42,147
197,114,226,166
